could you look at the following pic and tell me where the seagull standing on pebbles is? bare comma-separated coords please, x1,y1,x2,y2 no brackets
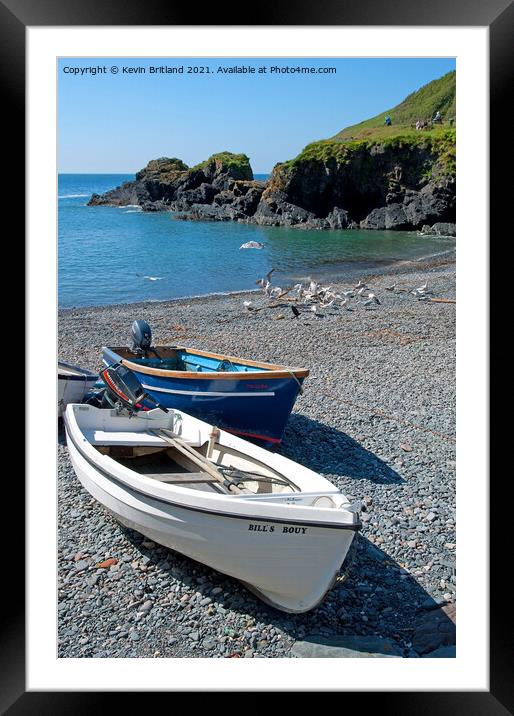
355,279,368,290
367,293,381,305
385,283,396,292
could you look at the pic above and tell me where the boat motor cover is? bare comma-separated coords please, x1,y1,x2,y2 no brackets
131,319,152,353
101,363,147,409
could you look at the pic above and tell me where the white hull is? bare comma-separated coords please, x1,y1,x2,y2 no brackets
58,362,97,417
64,405,360,612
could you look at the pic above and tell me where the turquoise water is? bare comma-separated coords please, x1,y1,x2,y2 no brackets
58,174,455,308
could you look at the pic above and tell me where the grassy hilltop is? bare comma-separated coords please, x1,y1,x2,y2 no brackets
275,71,456,179
332,70,456,142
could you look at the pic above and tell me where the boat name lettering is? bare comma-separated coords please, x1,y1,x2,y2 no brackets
246,384,269,390
247,524,308,535
248,523,275,532
282,526,308,534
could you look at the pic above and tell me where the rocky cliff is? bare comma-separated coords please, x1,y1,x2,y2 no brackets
249,131,456,231
88,152,258,213
88,135,455,232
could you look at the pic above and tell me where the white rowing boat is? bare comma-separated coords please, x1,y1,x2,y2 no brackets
58,361,98,417
63,404,361,612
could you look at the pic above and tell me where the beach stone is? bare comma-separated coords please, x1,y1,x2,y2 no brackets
291,635,403,658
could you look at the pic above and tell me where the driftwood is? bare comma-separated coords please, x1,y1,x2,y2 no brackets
429,298,456,304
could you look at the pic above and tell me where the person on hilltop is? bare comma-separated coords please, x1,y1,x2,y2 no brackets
433,110,442,124
384,115,392,126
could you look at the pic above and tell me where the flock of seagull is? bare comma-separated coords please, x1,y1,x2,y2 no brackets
242,269,434,317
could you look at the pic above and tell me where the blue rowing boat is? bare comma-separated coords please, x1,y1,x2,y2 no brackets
102,344,309,447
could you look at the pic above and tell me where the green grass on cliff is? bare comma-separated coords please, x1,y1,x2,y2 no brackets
192,152,252,173
333,70,456,141
277,127,456,178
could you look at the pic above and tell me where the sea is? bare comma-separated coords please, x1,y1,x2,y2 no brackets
58,174,455,308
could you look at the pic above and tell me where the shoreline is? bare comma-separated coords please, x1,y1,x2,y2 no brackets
58,250,455,314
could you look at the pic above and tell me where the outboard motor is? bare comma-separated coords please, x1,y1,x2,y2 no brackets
131,319,153,357
100,362,168,415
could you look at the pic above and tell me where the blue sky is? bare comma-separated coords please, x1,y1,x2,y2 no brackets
58,57,455,174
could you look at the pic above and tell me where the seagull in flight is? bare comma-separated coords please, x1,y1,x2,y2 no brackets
240,241,264,250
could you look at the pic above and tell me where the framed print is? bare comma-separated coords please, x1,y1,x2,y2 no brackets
3,0,511,708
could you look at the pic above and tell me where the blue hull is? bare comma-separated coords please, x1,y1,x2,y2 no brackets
102,347,307,447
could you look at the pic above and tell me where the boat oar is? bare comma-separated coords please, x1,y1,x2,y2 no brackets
148,428,248,494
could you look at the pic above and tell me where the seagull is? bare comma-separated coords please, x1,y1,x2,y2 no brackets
341,289,355,299
385,283,396,292
361,297,379,308
367,293,381,305
340,298,352,310
255,268,275,288
416,281,428,292
240,241,264,250
357,286,370,297
243,300,253,310
291,305,300,319
355,279,368,290
269,286,282,299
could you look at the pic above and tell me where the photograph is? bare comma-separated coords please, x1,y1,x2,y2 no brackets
57,56,458,660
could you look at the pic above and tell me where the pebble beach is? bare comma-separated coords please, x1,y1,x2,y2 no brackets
58,254,456,659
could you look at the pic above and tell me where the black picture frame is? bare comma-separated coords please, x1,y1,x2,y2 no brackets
5,0,511,710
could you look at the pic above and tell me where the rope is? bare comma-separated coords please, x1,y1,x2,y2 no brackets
335,540,358,584
287,370,304,395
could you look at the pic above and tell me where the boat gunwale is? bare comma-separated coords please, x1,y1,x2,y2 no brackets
104,345,309,381
64,408,360,532
58,360,98,380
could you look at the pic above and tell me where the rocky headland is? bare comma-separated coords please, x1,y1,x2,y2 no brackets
88,71,456,234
